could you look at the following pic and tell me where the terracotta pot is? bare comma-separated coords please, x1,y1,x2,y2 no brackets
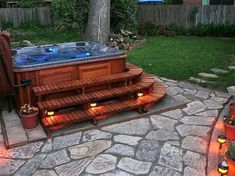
224,121,235,140
227,156,235,176
19,111,39,129
230,103,235,119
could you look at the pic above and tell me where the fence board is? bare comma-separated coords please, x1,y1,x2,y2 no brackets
0,7,51,27
138,5,235,28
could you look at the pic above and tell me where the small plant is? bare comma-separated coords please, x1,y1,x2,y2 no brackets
227,144,235,161
224,116,235,125
19,104,38,115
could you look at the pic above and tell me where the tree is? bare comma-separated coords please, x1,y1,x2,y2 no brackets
85,0,110,43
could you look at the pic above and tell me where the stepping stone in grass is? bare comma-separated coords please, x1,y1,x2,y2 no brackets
211,68,229,74
227,86,235,96
198,73,219,79
189,77,207,84
228,66,235,70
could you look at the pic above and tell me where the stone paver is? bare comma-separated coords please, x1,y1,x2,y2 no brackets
82,129,112,142
183,151,206,171
146,129,179,141
183,101,206,115
53,132,82,150
149,165,181,176
0,159,25,175
101,118,150,135
56,158,91,176
176,124,211,137
158,143,183,172
179,115,216,126
162,109,183,119
86,154,117,174
33,170,58,176
184,166,206,176
203,100,223,110
106,144,134,156
41,139,52,153
40,150,70,169
136,140,160,161
69,140,111,159
195,90,210,99
150,115,177,130
117,157,152,175
182,136,207,154
0,78,229,176
114,134,142,146
15,154,47,176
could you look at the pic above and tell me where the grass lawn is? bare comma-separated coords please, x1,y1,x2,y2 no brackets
128,36,235,91
9,27,235,91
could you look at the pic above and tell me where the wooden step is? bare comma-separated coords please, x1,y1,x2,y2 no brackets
37,73,155,111
32,64,143,97
41,80,166,133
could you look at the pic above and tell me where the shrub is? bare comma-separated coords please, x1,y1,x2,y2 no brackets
139,21,235,37
165,0,183,4
111,0,138,34
51,0,88,29
139,21,158,36
17,0,44,7
227,144,235,161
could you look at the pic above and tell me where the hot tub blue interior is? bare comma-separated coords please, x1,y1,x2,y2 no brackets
13,42,124,69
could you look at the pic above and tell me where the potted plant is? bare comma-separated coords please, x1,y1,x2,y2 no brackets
19,104,39,129
226,143,235,176
230,103,235,119
224,115,235,140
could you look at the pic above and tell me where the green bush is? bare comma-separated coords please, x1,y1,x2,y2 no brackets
17,0,44,7
111,0,138,34
139,21,235,37
139,21,158,36
51,0,88,29
165,0,183,4
1,20,13,29
227,144,235,161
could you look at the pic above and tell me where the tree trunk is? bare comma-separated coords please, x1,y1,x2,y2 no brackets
85,0,110,43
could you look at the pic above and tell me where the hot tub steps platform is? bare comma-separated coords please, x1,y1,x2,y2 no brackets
41,82,166,136
37,73,155,111
31,64,166,135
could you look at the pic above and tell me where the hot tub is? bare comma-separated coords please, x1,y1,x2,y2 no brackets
13,42,127,107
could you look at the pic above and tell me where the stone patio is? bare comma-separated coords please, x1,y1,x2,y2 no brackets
0,77,232,176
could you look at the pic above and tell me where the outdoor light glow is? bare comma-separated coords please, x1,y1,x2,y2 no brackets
90,103,97,108
218,161,229,175
217,135,226,144
137,92,144,97
217,135,226,149
47,111,54,116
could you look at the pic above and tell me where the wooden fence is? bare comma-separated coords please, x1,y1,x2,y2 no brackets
137,5,235,28
1,5,235,29
0,7,51,27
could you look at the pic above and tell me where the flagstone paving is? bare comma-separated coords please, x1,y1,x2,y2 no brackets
0,77,231,176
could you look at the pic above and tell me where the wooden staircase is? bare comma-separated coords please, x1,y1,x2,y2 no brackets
32,64,166,135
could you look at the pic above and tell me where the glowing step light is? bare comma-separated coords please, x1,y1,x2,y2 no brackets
47,111,54,116
90,103,97,108
137,92,144,97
